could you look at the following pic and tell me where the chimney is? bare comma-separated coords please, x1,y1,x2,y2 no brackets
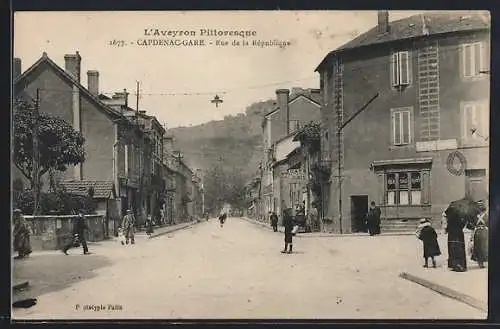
276,89,290,136
13,58,21,79
310,88,321,103
377,10,390,34
64,51,82,82
87,70,99,96
112,89,129,107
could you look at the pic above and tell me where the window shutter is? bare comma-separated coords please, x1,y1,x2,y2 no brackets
463,45,472,77
481,42,490,72
422,170,431,204
474,43,482,76
402,111,410,144
391,53,399,86
399,51,410,85
393,112,401,145
377,173,385,205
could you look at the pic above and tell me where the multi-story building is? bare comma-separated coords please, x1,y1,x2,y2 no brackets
13,51,165,226
316,11,490,233
261,88,321,220
162,135,202,222
100,94,166,224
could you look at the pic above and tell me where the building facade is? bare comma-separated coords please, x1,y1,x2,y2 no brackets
261,88,321,221
13,52,167,226
316,11,490,233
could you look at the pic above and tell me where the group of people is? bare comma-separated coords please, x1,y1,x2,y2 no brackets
415,200,488,271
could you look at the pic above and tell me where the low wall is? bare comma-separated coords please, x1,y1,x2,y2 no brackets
24,215,106,251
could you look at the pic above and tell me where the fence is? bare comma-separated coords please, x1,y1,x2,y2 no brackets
23,215,107,251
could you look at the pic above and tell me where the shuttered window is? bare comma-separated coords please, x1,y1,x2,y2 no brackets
391,108,412,146
462,101,489,141
391,51,411,87
462,42,489,78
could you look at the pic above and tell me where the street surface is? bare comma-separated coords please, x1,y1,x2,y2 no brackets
12,217,487,320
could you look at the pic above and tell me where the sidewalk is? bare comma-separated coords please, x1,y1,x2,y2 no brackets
241,217,415,237
243,216,488,312
135,220,199,239
400,233,488,312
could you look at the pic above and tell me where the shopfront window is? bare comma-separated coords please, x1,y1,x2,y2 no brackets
385,171,421,206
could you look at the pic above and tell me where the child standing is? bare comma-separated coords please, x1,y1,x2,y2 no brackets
416,218,441,268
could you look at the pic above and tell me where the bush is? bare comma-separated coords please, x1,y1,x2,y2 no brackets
15,190,97,215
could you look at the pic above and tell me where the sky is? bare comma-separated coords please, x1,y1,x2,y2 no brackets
14,10,433,128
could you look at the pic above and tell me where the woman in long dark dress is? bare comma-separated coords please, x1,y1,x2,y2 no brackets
444,207,467,272
13,209,32,259
281,208,294,254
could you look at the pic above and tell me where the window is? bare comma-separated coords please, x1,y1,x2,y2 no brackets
391,108,412,146
391,51,411,87
385,171,421,206
462,42,489,78
462,101,489,141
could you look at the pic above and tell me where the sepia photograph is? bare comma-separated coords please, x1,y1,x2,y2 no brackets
11,10,490,320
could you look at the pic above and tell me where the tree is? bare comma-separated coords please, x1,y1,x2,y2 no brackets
13,98,86,187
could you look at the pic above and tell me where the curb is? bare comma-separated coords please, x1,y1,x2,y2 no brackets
399,272,487,312
241,217,416,237
148,221,199,239
13,281,29,292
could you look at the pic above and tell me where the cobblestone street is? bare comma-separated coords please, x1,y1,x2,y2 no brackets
12,217,487,320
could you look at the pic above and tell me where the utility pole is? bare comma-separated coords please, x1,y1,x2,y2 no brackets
32,88,41,215
136,81,140,112
335,58,343,234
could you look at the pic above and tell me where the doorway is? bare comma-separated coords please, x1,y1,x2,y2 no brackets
465,169,488,202
351,195,368,233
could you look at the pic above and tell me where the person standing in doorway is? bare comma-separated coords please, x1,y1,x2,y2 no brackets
365,201,381,236
281,208,294,254
63,212,89,255
270,212,278,232
121,209,136,245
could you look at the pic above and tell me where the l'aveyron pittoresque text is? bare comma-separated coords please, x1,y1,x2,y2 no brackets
107,28,292,48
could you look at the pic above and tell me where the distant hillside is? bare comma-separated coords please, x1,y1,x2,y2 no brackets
169,99,276,181
169,87,316,182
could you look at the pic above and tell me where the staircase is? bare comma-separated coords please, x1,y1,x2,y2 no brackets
381,218,420,234
418,41,440,141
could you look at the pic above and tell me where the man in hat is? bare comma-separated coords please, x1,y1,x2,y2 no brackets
62,212,89,255
121,209,136,245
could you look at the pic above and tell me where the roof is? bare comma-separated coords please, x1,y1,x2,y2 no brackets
14,53,123,119
316,12,490,71
264,89,321,117
59,180,115,199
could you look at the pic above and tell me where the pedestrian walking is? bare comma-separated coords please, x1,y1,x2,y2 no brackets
62,212,89,255
415,218,441,268
270,212,278,232
121,209,136,245
281,208,294,254
219,213,227,228
471,204,488,268
146,215,154,238
365,201,381,236
12,209,32,260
